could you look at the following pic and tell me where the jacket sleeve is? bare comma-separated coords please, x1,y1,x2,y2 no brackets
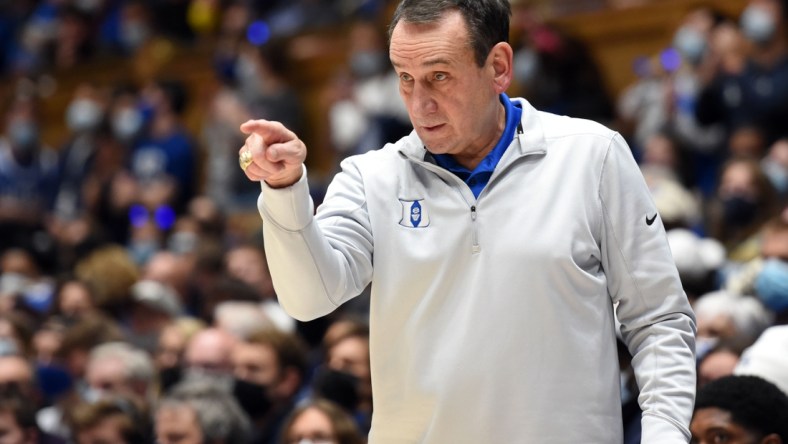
598,134,697,443
257,162,373,321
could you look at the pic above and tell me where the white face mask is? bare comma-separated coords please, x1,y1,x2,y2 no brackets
673,26,707,64
121,21,150,50
740,5,777,45
112,107,143,141
66,99,103,132
695,335,719,360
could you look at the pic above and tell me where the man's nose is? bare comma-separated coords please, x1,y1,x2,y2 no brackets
411,81,437,115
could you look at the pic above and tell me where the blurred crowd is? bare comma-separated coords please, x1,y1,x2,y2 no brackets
0,0,788,443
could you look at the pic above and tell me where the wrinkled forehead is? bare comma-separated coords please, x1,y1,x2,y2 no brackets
390,9,470,49
389,11,474,67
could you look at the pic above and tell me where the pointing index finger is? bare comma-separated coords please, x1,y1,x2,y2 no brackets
240,119,268,135
240,120,294,145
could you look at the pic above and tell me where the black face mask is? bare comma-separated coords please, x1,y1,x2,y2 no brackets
160,366,272,419
159,365,182,393
311,366,359,412
233,378,273,419
722,195,758,227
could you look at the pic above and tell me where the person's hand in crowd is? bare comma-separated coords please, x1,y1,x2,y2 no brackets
239,120,306,188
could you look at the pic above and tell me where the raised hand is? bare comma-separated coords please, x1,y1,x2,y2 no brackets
239,119,307,188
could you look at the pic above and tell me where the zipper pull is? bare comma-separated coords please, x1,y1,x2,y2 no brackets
470,206,480,253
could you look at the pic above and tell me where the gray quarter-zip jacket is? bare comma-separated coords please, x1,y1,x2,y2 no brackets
258,98,696,443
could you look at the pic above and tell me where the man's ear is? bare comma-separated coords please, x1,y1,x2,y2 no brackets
488,42,514,94
761,433,782,444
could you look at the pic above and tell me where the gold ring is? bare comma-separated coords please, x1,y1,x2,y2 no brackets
239,149,253,171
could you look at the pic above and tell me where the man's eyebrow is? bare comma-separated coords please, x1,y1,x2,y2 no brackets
391,58,452,69
423,57,451,67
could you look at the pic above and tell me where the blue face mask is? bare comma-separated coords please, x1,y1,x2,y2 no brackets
762,159,788,195
755,258,788,312
9,121,39,150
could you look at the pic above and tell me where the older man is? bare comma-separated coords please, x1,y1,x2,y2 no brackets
239,0,696,442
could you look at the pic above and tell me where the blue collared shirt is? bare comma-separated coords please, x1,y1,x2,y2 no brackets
433,94,523,198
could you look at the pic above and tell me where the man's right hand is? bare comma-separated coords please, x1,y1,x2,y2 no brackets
239,119,306,188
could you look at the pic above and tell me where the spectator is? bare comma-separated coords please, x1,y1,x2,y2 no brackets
225,244,294,333
54,83,107,222
734,325,788,395
310,320,371,433
155,317,205,392
56,314,124,382
155,379,252,444
127,279,183,352
708,158,780,262
729,124,769,160
50,6,96,71
0,390,65,444
0,94,58,255
725,211,788,323
69,398,150,444
696,0,788,146
31,319,64,366
0,312,35,358
761,138,788,199
83,342,156,409
154,318,205,372
142,251,191,303
0,355,37,399
130,79,196,210
73,245,139,314
182,327,237,380
279,398,364,444
51,277,97,321
115,1,154,55
698,345,741,388
693,290,773,356
691,375,788,443
666,228,726,301
232,328,309,443
213,301,274,340
668,7,729,157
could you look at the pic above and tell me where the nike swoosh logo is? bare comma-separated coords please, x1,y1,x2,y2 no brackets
646,213,658,226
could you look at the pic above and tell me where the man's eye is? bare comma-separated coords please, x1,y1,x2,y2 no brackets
713,431,729,443
400,73,413,82
434,73,447,81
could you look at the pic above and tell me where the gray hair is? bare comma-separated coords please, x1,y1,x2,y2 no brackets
213,301,274,340
695,291,775,351
88,341,155,384
158,379,252,444
389,0,512,67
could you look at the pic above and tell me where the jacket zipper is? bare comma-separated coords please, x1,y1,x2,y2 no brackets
470,205,480,254
403,137,544,255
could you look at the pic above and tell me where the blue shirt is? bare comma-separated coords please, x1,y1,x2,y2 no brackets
433,94,523,198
